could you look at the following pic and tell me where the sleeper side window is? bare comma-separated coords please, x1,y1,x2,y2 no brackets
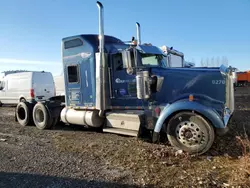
67,65,79,83
64,39,83,49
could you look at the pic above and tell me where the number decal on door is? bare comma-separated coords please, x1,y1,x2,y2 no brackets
212,80,225,84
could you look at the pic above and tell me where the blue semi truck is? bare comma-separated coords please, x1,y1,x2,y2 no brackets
15,1,235,155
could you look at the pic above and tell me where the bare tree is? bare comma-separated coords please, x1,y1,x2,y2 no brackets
200,56,229,67
221,56,228,66
211,57,215,67
192,58,195,65
216,56,220,66
224,56,228,66
206,57,209,67
200,58,204,67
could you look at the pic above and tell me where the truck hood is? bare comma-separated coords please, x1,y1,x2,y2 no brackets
150,67,227,106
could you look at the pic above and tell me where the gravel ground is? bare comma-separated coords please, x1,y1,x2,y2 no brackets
0,88,250,187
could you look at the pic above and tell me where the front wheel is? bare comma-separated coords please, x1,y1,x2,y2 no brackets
166,111,215,155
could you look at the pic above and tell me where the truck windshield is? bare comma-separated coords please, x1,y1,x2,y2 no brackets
141,53,168,68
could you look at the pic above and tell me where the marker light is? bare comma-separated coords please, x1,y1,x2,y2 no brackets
154,106,161,116
189,94,194,101
132,39,137,45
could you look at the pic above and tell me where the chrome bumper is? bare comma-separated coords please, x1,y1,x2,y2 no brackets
223,107,232,126
227,67,235,113
221,65,235,115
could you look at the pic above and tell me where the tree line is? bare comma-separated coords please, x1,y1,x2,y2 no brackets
199,56,229,67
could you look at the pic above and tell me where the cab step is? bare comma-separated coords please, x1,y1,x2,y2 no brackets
103,127,138,137
105,110,144,130
103,110,145,137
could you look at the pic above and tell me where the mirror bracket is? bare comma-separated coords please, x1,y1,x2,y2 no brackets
122,50,135,75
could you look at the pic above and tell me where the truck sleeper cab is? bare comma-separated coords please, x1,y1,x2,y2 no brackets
15,1,235,155
59,32,235,154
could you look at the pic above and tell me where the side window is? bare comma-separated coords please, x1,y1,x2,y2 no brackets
113,54,123,71
64,39,83,49
112,51,136,71
67,65,79,83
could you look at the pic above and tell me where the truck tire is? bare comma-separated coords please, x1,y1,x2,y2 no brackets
166,111,215,155
16,102,31,126
20,98,26,103
32,103,53,130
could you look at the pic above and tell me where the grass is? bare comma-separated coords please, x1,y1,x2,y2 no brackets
51,94,250,187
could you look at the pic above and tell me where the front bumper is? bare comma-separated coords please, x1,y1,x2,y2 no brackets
223,107,232,126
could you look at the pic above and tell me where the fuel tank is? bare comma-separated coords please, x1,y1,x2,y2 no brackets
60,107,104,127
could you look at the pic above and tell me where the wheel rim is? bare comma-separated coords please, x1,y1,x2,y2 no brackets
175,121,208,148
36,109,45,123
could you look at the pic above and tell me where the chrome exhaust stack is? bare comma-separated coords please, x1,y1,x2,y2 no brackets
136,22,141,45
97,1,104,53
96,1,108,116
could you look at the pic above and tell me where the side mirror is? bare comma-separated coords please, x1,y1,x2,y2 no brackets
122,50,134,75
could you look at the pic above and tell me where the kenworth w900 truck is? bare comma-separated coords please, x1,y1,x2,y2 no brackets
15,1,235,155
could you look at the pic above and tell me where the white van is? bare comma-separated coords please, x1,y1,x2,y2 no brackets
53,74,65,96
0,71,55,105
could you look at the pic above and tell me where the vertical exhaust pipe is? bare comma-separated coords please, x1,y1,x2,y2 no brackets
136,22,141,45
97,1,104,53
96,1,108,116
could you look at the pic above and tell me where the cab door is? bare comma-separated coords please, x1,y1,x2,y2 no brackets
110,52,141,107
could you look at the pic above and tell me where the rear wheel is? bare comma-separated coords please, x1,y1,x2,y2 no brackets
166,111,215,155
16,102,31,126
33,103,53,130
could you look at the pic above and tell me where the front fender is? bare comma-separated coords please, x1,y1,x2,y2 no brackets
153,100,225,134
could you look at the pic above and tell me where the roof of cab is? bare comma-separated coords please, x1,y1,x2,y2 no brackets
62,34,126,53
62,34,124,44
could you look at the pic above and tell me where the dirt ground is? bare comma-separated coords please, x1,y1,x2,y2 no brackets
0,87,250,188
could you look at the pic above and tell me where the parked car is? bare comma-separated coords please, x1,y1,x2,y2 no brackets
0,71,55,106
